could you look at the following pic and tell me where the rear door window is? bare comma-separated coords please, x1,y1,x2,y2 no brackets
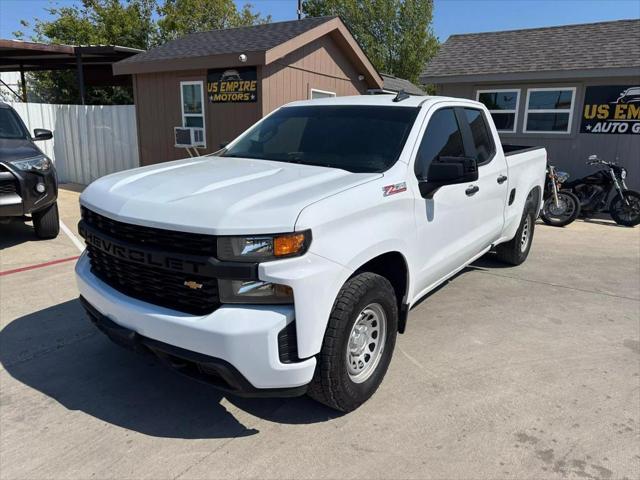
414,107,465,177
463,108,496,165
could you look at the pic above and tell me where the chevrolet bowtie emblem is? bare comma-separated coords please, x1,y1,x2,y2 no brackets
183,280,203,290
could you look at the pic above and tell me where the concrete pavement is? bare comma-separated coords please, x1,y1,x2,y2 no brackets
0,186,638,480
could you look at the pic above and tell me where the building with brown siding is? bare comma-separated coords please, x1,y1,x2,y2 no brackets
113,16,383,166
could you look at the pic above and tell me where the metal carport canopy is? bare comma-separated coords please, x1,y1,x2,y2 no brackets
0,39,143,103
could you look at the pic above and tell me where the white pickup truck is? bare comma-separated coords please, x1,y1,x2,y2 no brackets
76,94,546,412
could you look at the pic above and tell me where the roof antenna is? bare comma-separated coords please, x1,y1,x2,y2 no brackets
393,89,410,102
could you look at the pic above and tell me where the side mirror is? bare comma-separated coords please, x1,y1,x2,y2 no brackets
418,156,478,199
33,128,53,141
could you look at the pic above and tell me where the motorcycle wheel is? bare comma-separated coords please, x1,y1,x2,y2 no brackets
540,191,581,227
610,190,640,227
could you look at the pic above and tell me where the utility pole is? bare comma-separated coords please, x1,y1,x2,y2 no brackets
297,0,302,20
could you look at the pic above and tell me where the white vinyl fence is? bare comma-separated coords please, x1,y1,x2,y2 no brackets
9,102,139,185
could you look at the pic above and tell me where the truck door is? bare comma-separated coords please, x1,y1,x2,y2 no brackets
458,107,509,250
411,106,481,292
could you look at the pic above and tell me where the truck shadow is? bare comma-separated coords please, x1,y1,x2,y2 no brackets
0,299,341,440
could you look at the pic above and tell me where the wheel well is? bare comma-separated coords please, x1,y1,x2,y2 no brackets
353,252,409,333
527,186,542,211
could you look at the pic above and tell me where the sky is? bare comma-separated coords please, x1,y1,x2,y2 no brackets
0,0,639,42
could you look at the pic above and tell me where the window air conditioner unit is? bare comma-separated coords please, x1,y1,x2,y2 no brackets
174,127,205,148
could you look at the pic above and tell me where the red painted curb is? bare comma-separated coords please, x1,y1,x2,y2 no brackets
0,255,80,277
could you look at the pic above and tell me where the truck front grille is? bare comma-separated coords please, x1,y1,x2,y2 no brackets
82,208,220,315
81,206,217,256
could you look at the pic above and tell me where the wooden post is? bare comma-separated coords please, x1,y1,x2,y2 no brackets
20,65,27,102
75,50,86,105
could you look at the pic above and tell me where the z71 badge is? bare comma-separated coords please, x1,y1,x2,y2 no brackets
382,182,407,197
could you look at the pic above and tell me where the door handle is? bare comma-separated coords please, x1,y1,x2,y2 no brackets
497,174,508,184
465,185,479,196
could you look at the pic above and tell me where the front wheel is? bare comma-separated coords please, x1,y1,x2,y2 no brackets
307,272,398,412
33,202,60,239
610,190,640,227
540,191,581,227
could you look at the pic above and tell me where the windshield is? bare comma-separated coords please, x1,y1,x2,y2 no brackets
0,108,28,140
222,105,420,173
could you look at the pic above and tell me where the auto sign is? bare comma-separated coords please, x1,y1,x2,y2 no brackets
207,67,258,103
581,85,640,135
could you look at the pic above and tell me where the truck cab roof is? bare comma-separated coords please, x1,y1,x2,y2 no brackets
284,94,484,109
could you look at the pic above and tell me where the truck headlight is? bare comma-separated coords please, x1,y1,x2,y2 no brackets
217,231,311,262
218,279,293,304
9,155,52,172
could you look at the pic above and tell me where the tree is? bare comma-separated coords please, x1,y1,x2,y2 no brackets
21,0,157,104
302,0,438,84
156,0,270,42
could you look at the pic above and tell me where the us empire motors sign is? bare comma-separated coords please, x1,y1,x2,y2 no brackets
581,85,640,134
207,67,258,103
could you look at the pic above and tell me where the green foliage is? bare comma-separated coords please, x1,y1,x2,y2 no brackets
302,0,438,84
22,0,269,104
156,0,270,42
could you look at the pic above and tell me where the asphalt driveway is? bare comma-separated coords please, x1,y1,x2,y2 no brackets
0,186,638,480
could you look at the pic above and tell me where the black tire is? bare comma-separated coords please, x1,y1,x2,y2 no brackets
33,202,60,239
496,207,535,266
540,191,581,227
610,190,640,227
307,272,398,412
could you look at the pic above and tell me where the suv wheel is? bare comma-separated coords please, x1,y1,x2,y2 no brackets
33,202,60,239
308,272,398,412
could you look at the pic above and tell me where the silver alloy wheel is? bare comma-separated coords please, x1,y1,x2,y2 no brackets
520,214,532,252
346,303,387,383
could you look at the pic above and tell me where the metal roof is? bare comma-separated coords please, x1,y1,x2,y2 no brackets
380,73,425,95
421,19,640,84
0,40,143,73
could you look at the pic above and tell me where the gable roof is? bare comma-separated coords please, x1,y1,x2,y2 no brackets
421,19,640,84
114,16,383,88
119,17,333,66
380,73,425,95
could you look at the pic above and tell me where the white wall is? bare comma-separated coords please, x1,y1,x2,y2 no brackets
9,102,139,185
0,72,22,102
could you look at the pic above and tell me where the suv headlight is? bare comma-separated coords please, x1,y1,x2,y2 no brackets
217,231,311,262
621,168,627,179
9,155,52,172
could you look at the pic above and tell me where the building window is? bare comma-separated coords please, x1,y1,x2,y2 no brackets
524,87,575,134
180,81,206,143
310,88,336,99
476,89,520,133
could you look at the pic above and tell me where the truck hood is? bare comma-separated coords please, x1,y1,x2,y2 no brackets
80,155,380,235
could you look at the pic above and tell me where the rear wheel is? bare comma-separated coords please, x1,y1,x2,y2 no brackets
540,191,580,227
496,207,535,266
308,272,398,412
610,191,640,227
33,202,60,239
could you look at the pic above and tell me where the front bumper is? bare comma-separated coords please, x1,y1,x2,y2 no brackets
75,252,317,393
0,162,57,217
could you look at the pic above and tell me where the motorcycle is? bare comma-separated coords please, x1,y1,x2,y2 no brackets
564,155,640,227
540,164,581,227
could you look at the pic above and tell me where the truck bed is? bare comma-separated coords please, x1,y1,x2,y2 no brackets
502,144,545,157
